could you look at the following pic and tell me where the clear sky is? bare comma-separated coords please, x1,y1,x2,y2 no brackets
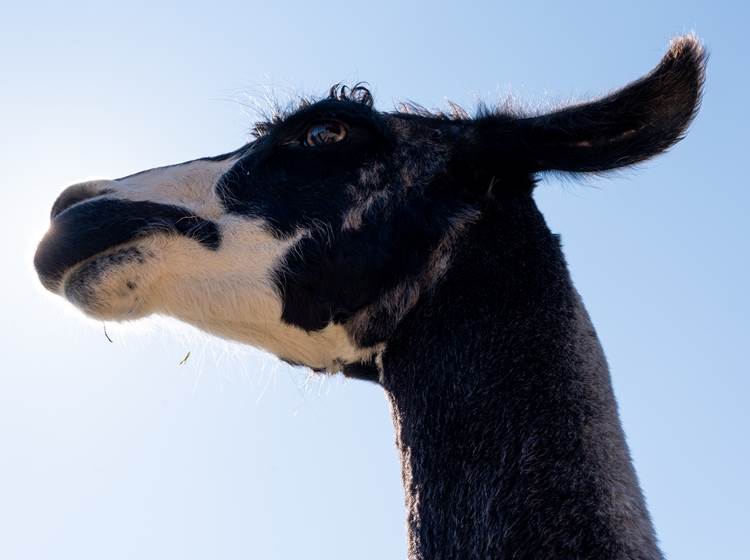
1,1,748,559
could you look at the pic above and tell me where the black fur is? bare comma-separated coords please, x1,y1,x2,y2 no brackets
34,199,220,290
34,35,706,560
217,98,389,237
209,36,704,559
218,94,477,337
383,195,662,559
213,38,704,352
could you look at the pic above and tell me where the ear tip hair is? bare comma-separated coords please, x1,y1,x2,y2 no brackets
666,33,708,75
657,33,708,116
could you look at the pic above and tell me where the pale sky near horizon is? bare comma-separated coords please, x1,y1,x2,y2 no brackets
1,2,748,559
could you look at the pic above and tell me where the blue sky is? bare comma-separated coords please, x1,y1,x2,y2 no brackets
1,1,748,559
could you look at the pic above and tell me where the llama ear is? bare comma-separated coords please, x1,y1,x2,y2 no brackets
510,35,706,173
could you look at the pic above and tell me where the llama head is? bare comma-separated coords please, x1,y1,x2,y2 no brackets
34,36,705,377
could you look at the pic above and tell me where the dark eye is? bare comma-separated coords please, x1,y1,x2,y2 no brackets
304,121,347,147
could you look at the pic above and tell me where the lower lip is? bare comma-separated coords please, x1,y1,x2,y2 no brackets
61,245,145,300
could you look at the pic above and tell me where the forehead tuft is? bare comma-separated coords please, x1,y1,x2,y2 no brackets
251,83,376,139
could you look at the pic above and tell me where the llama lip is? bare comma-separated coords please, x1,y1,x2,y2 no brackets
61,245,149,313
34,198,221,292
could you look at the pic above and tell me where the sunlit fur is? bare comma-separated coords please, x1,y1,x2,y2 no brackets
42,158,374,371
35,35,706,560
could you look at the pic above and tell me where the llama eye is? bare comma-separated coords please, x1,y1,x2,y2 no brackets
304,121,347,147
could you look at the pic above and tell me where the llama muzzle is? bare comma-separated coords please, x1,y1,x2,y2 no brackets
34,196,221,292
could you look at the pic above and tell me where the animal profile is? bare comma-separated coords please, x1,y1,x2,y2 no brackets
35,35,705,559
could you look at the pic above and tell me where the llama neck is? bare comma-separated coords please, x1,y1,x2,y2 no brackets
380,196,662,560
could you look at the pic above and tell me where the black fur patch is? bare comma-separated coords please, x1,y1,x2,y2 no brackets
215,36,705,347
382,196,664,559
34,199,220,290
217,99,390,237
216,95,480,340
342,357,380,383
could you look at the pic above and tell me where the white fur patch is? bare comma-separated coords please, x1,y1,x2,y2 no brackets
58,157,370,371
111,158,234,219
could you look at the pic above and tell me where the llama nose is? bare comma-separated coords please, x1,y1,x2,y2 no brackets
50,180,115,219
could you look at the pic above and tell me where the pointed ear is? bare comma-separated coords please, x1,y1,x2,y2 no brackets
513,35,706,173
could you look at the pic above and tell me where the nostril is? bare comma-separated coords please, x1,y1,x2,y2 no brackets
50,181,114,219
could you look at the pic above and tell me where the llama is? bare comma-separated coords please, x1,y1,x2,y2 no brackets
34,36,705,559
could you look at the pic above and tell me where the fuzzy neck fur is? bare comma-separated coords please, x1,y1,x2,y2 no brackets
380,193,662,560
